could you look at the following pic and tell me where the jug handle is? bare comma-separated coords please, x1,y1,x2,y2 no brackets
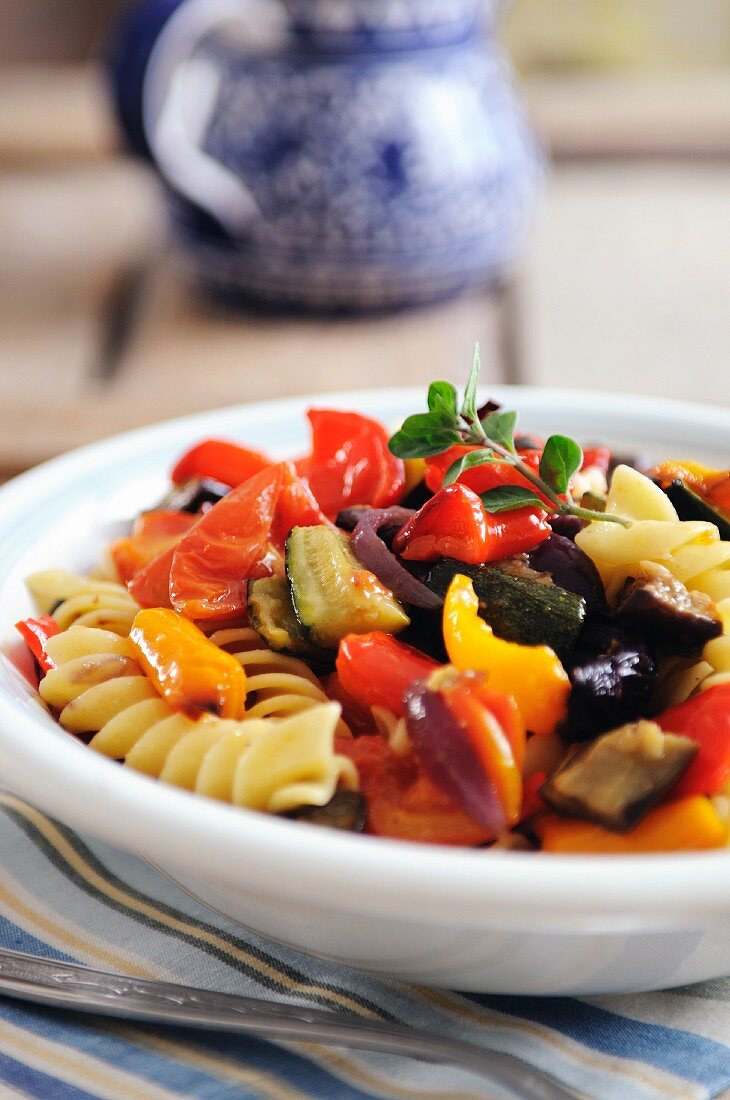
143,0,288,236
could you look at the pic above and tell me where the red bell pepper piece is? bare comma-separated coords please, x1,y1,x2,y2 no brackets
335,734,493,846
297,409,406,518
658,684,730,797
171,439,271,488
424,446,551,504
15,616,61,673
581,447,611,475
336,633,439,718
392,483,550,565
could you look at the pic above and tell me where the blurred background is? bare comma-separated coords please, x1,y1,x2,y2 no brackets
0,0,728,478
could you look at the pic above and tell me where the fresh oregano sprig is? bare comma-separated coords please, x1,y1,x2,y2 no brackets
389,345,631,527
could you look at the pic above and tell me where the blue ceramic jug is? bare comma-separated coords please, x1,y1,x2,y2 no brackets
112,0,542,311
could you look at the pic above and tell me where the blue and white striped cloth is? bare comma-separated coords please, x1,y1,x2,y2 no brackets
0,791,727,1100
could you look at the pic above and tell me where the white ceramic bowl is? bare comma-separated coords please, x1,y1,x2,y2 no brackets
0,387,728,997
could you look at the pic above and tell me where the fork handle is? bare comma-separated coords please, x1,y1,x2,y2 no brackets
0,949,578,1100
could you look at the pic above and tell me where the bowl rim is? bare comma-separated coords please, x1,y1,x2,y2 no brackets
0,384,729,931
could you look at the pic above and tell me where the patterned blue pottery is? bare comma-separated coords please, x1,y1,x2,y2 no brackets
112,0,542,312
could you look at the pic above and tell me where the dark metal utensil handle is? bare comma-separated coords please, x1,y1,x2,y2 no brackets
0,948,579,1100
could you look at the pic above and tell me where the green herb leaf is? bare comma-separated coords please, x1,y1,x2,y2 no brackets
427,381,458,420
442,448,496,487
481,410,518,454
389,413,461,459
539,435,584,494
460,344,481,423
480,485,546,513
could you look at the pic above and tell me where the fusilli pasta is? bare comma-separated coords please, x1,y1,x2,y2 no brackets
208,627,351,735
39,626,357,813
27,570,139,636
576,466,730,604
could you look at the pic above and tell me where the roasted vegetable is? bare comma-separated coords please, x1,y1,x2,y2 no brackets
171,439,271,488
336,632,438,718
427,557,586,663
291,791,366,832
541,720,697,832
658,683,730,796
287,525,409,649
393,484,551,565
130,608,247,719
298,409,406,518
351,509,442,609
528,532,606,612
404,671,524,832
548,515,585,541
15,616,61,674
247,575,330,661
564,617,657,741
615,563,721,655
443,573,570,736
334,733,493,845
536,796,726,853
155,477,230,515
661,480,730,541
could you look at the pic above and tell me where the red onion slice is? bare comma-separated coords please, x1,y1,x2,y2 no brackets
404,681,507,835
351,509,443,610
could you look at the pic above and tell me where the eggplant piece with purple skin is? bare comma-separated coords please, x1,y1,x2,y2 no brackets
529,532,607,611
563,616,658,742
541,720,697,832
615,563,722,656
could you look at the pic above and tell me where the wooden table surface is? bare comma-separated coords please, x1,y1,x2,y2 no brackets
1,65,728,476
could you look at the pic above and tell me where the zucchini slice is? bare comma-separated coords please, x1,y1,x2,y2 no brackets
426,558,585,662
247,576,330,661
663,480,730,541
286,526,410,650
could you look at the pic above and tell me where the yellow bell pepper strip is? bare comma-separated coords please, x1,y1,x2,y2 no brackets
443,574,570,736
130,608,247,720
536,796,727,854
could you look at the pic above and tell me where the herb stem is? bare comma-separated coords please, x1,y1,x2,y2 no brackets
458,417,632,528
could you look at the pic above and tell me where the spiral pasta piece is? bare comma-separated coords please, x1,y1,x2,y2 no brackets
208,627,351,735
576,467,730,604
39,626,357,814
27,569,139,636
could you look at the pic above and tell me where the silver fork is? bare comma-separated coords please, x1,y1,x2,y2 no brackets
0,948,582,1100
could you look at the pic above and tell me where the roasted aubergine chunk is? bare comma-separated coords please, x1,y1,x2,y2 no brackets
541,720,697,833
615,563,722,656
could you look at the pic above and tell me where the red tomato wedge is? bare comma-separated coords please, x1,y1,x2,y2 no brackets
171,439,271,488
111,511,197,585
658,684,730,797
336,633,439,718
271,470,329,551
169,464,286,621
161,461,326,622
129,544,178,609
297,409,406,518
335,734,492,846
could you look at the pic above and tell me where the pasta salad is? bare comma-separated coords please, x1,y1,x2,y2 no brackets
17,355,730,854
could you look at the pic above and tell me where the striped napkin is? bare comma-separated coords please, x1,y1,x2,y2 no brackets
0,791,728,1100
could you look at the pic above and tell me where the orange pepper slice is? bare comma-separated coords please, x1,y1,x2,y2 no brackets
130,608,247,720
536,797,727,854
